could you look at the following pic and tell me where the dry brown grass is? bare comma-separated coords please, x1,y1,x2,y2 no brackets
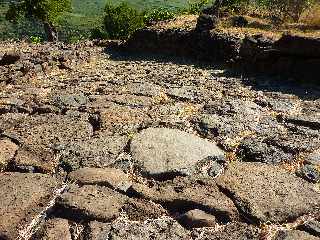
300,3,320,27
148,10,320,40
149,14,198,30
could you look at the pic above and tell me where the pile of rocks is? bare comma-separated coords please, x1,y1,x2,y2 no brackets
0,41,95,85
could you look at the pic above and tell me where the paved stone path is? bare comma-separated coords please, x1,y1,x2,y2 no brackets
0,41,319,239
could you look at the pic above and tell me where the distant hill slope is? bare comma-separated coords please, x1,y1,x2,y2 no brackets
0,0,199,41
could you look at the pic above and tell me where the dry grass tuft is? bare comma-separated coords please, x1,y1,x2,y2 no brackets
300,3,320,27
260,212,319,240
280,153,307,172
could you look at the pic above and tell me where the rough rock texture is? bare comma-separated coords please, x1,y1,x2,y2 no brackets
123,198,168,221
273,35,320,58
192,222,260,240
274,230,320,240
306,149,320,166
124,27,241,62
0,173,58,240
0,52,20,66
68,167,132,192
216,162,320,223
87,218,191,240
0,138,18,169
130,177,239,222
58,134,128,171
0,113,93,172
177,209,217,229
124,18,320,82
130,128,225,178
33,218,72,240
1,40,320,239
298,219,320,237
56,185,128,222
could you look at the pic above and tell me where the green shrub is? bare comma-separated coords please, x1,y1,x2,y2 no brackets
187,0,211,14
30,35,43,43
90,27,109,39
144,8,176,25
257,0,315,22
103,2,145,40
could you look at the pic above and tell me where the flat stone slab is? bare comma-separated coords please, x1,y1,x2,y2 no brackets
68,167,132,192
130,128,225,178
0,113,93,171
56,185,128,222
0,173,58,240
0,113,93,147
58,135,128,171
216,162,320,223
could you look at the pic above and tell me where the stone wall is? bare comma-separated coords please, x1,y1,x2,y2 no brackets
124,27,320,82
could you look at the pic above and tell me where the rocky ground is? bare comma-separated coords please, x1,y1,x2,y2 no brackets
0,40,320,240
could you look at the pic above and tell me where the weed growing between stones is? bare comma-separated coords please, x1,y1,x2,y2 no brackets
17,184,68,240
260,212,320,240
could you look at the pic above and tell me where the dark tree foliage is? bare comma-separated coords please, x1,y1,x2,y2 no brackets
5,0,71,41
103,2,145,40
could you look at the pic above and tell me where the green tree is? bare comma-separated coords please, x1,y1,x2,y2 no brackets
5,0,71,41
104,3,145,40
259,0,314,22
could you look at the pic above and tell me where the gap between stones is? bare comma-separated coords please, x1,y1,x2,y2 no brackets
17,184,68,240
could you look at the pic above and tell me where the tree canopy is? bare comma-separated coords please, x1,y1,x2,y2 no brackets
6,0,71,41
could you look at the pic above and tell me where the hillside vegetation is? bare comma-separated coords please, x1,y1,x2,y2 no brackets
0,0,201,41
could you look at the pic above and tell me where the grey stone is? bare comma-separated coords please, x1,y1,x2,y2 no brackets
120,82,163,97
238,136,291,163
52,93,88,109
306,150,320,166
0,113,93,172
104,94,153,107
130,128,225,178
216,162,320,223
297,164,320,183
58,135,128,171
167,86,210,102
87,221,111,240
0,113,93,147
0,173,58,240
196,14,218,32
